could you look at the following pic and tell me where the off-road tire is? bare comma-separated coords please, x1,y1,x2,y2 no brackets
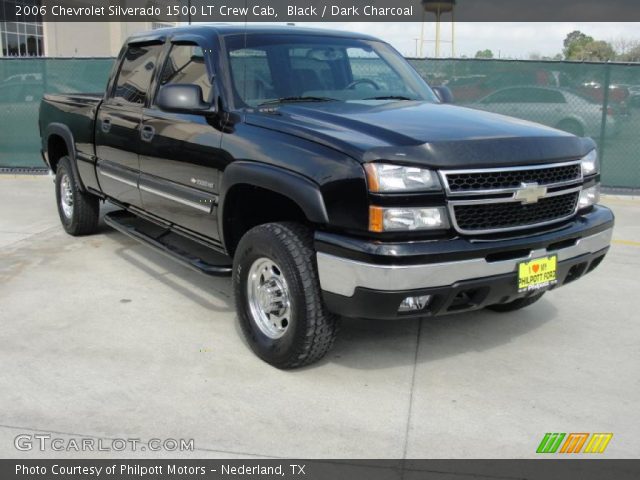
233,222,339,369
487,292,545,312
55,156,100,236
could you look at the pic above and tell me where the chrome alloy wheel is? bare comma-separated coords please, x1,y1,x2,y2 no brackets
60,173,74,219
247,257,292,339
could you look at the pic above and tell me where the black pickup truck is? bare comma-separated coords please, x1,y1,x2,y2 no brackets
39,25,614,368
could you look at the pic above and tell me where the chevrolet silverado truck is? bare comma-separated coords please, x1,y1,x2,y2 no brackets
39,25,614,368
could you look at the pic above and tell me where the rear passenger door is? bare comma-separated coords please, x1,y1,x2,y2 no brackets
138,41,224,242
95,42,163,208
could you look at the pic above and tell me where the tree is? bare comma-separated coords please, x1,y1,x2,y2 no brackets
562,30,615,61
583,40,616,61
614,38,640,61
475,49,494,59
563,30,594,59
571,40,616,61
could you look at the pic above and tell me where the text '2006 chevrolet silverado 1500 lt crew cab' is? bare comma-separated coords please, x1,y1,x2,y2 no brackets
39,25,614,368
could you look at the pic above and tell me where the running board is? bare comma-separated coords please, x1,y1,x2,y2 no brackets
104,210,232,277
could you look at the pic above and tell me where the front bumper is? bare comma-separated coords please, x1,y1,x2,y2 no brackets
316,206,614,319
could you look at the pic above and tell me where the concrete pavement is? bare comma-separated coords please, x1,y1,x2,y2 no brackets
0,175,638,459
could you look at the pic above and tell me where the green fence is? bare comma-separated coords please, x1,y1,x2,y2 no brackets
408,58,640,189
1,57,639,188
0,58,115,169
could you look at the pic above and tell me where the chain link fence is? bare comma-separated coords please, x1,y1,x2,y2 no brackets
1,56,639,188
0,57,114,169
409,58,640,189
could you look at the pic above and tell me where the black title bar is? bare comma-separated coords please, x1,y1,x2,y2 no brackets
3,459,640,480
2,0,640,22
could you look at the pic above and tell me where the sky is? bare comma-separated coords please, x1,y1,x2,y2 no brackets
225,22,640,59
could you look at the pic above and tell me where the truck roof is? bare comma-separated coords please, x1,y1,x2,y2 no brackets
126,24,381,44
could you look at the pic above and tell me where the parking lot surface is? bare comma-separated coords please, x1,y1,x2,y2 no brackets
1,175,638,459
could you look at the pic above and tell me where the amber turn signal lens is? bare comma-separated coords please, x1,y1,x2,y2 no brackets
369,206,384,232
364,163,380,192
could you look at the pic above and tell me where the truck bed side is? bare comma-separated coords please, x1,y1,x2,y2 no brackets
39,93,103,193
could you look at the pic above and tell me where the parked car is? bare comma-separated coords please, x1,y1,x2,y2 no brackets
39,26,614,368
578,81,629,106
618,84,640,108
2,72,43,83
445,69,562,103
469,86,617,137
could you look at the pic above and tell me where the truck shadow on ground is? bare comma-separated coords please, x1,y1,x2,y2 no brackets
104,228,233,315
324,301,556,370
101,216,555,370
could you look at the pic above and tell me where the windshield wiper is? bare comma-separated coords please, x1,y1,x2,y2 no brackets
363,95,413,101
258,96,338,107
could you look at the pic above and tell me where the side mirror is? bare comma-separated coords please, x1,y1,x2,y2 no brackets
156,84,211,113
432,86,454,104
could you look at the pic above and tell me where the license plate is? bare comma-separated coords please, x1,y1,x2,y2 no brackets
517,255,558,293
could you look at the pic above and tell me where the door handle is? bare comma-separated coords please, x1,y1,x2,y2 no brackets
101,117,112,133
140,125,155,142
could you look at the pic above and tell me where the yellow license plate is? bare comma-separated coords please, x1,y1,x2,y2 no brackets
517,255,558,293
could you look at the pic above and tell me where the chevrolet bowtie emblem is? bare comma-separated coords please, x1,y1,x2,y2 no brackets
514,182,547,204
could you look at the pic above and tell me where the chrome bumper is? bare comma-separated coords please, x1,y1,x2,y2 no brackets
317,228,613,297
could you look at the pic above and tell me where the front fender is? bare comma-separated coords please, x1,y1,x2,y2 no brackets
220,161,329,223
218,161,330,247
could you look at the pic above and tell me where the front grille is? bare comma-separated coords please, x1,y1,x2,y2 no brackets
445,163,581,193
452,191,579,233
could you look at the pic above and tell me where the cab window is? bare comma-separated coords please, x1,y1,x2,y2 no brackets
112,44,162,105
158,44,212,102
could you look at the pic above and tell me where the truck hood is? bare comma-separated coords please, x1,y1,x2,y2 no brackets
245,101,595,168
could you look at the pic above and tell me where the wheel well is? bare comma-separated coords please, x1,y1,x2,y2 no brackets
223,184,309,256
47,135,69,172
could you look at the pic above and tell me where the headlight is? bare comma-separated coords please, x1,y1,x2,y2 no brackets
580,150,599,176
364,163,441,192
369,206,450,232
578,184,600,209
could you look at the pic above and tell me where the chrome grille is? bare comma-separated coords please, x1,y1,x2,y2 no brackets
441,161,582,196
453,191,579,233
440,161,583,234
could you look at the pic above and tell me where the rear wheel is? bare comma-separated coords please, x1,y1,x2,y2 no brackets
55,156,100,236
233,222,338,369
487,292,545,312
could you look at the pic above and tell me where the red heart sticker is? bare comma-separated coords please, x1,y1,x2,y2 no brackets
532,264,540,273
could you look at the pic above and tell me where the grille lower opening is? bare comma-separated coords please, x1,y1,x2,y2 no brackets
447,288,488,312
587,255,605,273
565,262,588,284
485,248,532,263
547,238,578,251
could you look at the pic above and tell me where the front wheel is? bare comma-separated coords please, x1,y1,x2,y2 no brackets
232,222,338,369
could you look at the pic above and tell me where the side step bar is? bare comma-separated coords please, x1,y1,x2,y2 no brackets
104,210,232,277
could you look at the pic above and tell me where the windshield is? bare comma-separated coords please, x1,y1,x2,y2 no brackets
223,33,437,108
